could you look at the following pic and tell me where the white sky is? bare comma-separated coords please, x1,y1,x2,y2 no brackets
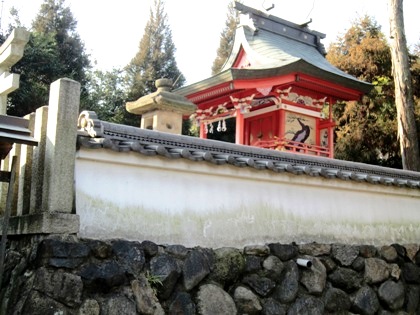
2,0,420,84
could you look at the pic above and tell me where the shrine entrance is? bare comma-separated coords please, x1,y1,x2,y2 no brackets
245,111,278,146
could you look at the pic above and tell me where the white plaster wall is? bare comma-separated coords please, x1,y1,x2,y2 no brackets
75,148,420,248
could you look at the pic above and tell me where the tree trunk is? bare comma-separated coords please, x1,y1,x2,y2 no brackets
389,0,420,171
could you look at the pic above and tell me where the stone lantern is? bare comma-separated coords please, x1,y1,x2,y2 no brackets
126,78,196,135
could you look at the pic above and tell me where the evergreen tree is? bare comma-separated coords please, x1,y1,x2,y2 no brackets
125,0,185,102
32,0,90,86
211,1,239,75
327,16,402,167
6,0,91,116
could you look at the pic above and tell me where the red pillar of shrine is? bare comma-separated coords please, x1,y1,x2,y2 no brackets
200,122,207,139
235,109,244,145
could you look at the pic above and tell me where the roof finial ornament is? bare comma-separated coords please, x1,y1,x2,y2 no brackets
300,18,313,28
262,1,274,11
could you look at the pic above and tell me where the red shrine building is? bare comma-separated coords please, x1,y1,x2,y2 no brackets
176,2,371,158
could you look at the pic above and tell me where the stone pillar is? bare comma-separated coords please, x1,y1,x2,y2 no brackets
16,113,35,215
29,107,48,214
42,78,80,213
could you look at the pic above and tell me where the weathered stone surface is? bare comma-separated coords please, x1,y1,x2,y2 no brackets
391,244,407,258
43,78,81,214
320,256,337,272
245,255,263,273
404,244,419,263
359,245,377,258
402,262,420,284
244,244,270,256
242,274,276,297
364,258,390,284
141,240,159,257
33,267,82,307
328,267,362,292
262,298,286,315
165,244,189,259
5,238,420,315
2,260,35,314
2,250,22,286
406,284,420,313
262,255,284,281
234,286,262,314
332,244,359,266
272,261,299,303
111,240,145,275
352,256,365,272
351,286,379,315
100,295,137,315
299,256,326,294
131,275,164,315
324,287,351,312
380,245,398,262
299,243,331,256
21,290,69,315
287,296,324,315
150,254,181,299
37,238,90,268
79,260,127,292
169,292,196,315
197,284,237,315
378,280,405,311
268,243,298,261
390,263,401,280
209,247,245,285
183,249,211,291
89,240,112,259
79,299,100,315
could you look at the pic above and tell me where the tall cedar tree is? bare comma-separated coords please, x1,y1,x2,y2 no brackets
327,16,404,168
126,0,185,102
211,1,239,75
6,0,90,116
388,0,420,171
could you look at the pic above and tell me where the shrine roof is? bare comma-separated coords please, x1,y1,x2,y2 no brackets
77,114,420,190
176,2,371,98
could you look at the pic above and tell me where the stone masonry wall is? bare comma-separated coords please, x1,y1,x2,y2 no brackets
1,236,420,314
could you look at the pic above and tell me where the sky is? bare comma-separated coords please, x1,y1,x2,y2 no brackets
2,0,420,84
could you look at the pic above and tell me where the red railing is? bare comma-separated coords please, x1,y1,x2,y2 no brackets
254,138,331,157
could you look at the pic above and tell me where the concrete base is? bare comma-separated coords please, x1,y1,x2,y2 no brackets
1,212,79,235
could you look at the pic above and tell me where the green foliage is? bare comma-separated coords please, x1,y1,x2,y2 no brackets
327,16,404,168
211,1,239,75
125,0,185,102
82,68,139,126
7,32,60,116
145,271,163,295
327,16,391,82
5,0,91,117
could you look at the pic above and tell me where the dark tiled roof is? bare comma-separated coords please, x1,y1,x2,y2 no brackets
77,114,420,189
